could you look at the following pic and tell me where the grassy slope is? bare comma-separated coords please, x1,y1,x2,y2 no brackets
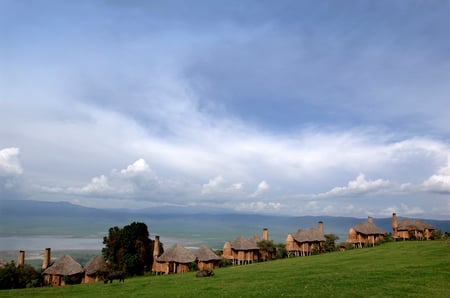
1,241,449,297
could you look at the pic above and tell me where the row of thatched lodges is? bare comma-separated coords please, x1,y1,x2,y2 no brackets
286,221,326,257
346,213,436,248
13,212,437,284
15,248,107,286
151,235,221,274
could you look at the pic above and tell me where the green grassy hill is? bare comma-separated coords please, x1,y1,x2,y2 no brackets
1,241,449,297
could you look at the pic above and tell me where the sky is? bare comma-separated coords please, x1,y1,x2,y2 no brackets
1,0,450,219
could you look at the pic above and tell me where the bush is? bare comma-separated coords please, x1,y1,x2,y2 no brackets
0,261,42,289
219,258,232,268
338,242,354,251
431,230,443,240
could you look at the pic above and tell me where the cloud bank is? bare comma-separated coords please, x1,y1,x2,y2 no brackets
1,1,450,219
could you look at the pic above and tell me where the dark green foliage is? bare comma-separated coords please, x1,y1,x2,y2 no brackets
378,233,393,244
338,242,354,250
324,234,339,252
102,222,157,276
274,243,287,259
62,275,82,285
218,258,232,268
0,261,42,289
257,240,277,260
431,229,443,240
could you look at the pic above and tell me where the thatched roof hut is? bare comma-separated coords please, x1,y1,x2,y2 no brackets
347,217,384,247
157,243,196,263
393,213,435,240
286,221,326,257
84,256,106,283
231,236,259,251
352,222,385,236
155,243,196,274
195,246,221,262
195,246,221,271
223,229,270,265
293,227,326,243
42,255,84,286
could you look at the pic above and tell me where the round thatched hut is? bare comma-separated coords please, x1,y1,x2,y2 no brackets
392,213,435,240
155,243,196,274
195,246,221,271
285,221,326,257
42,255,84,286
83,256,107,283
347,216,384,247
223,236,259,265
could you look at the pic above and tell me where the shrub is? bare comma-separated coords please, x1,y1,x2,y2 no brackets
0,261,42,289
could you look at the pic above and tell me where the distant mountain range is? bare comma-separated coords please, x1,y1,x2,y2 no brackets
1,200,449,249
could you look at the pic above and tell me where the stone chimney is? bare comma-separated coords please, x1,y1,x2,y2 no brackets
368,216,373,224
263,228,269,241
151,236,161,273
153,236,160,258
42,248,51,270
17,250,25,267
392,213,398,238
318,221,324,233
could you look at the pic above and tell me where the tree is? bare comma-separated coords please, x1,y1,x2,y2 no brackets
324,234,339,252
0,261,42,289
257,240,277,261
274,243,288,259
102,222,158,276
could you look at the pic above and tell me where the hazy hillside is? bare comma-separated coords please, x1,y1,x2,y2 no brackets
1,200,449,250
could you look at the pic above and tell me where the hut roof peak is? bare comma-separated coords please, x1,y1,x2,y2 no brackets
157,243,196,263
231,236,259,250
195,246,221,261
43,255,84,276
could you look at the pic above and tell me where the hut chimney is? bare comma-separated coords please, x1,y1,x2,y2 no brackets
17,250,25,267
318,221,324,233
153,236,160,258
392,213,398,238
263,228,269,241
368,216,373,224
42,248,51,270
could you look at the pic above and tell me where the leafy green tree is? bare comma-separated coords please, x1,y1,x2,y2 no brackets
275,243,288,259
257,240,277,260
324,234,339,252
432,229,443,240
0,261,42,289
102,222,158,276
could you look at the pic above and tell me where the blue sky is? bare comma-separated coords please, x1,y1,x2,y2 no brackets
1,0,450,219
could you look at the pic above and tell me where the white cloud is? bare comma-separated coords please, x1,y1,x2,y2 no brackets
70,175,112,195
381,203,424,217
119,158,151,176
0,148,23,176
422,160,450,193
201,175,246,198
235,201,281,212
315,174,391,198
250,180,269,198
